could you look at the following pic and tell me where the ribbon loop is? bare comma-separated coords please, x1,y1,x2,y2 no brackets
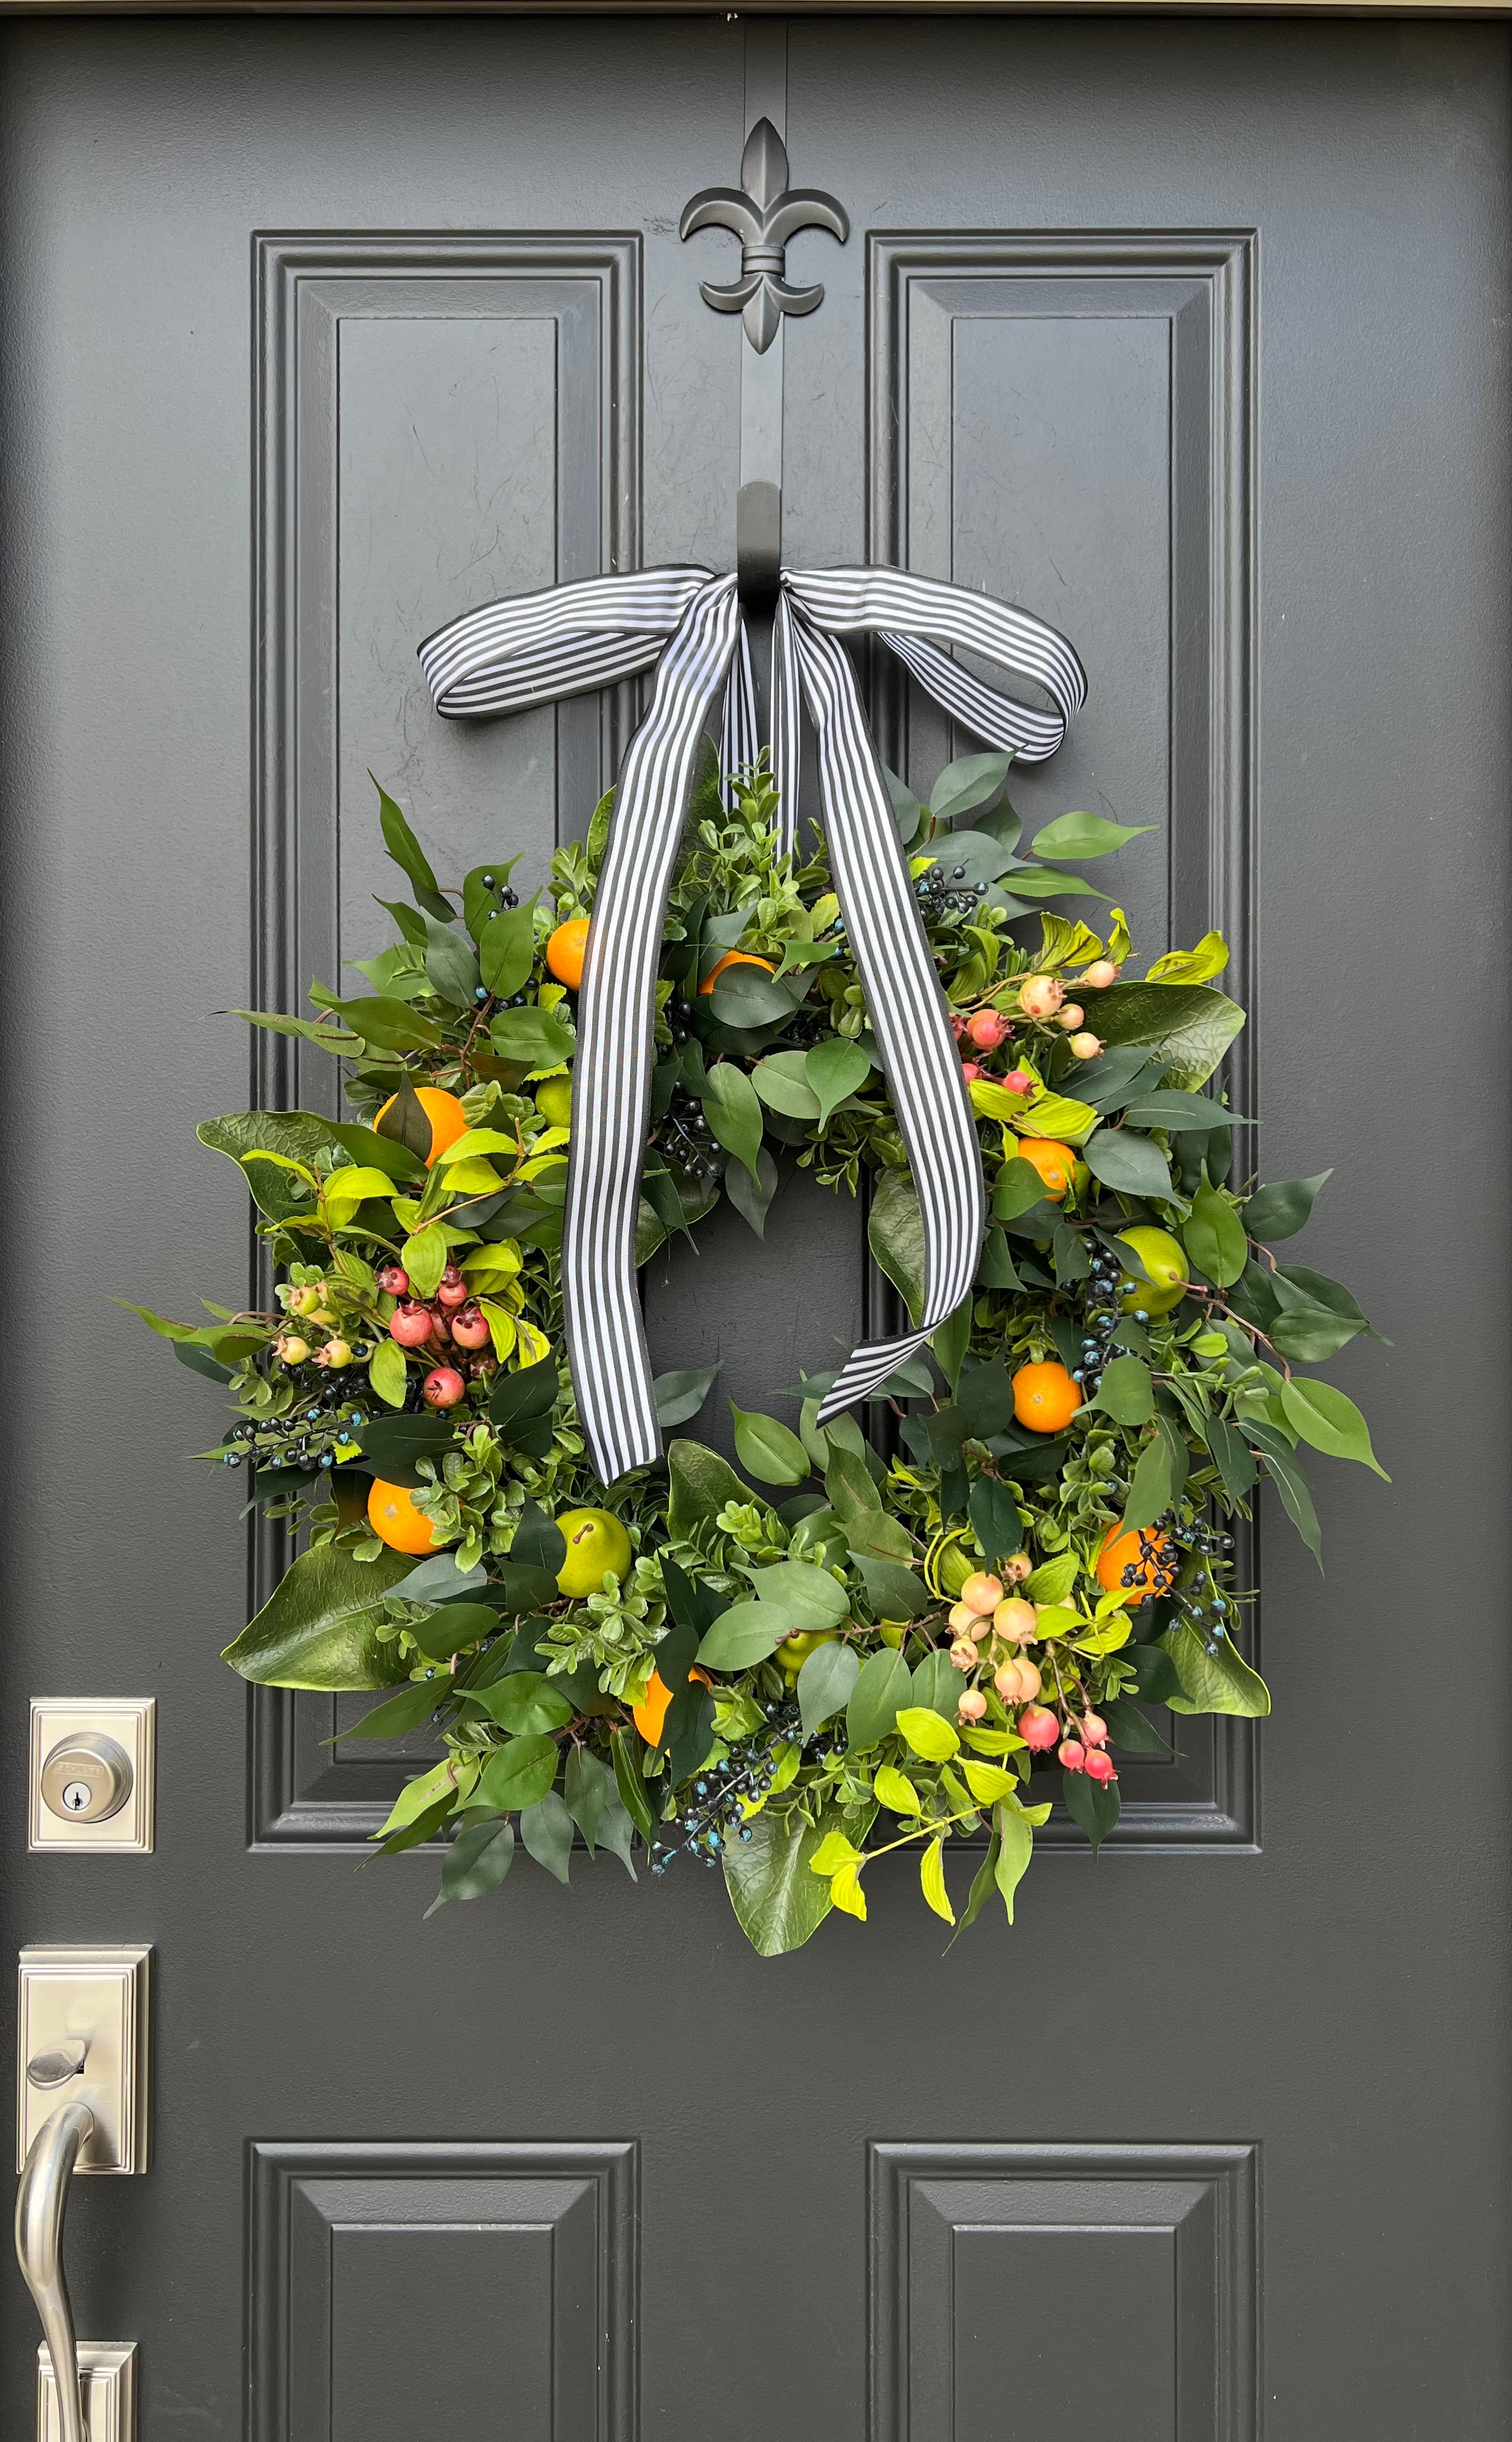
420,561,1084,1485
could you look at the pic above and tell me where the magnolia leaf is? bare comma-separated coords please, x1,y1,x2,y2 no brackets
724,1806,848,1955
1162,1624,1272,1717
868,1171,925,1325
1092,982,1245,1090
222,1545,414,1689
667,1438,755,1534
196,1110,332,1221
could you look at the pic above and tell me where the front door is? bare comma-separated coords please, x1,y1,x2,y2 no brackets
4,15,1508,2437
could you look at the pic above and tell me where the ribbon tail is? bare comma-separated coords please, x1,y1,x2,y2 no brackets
563,576,741,1484
769,591,802,857
786,617,985,1418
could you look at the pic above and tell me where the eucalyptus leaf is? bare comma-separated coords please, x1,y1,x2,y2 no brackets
1090,1353,1155,1426
805,1036,873,1126
477,1733,561,1814
696,1602,790,1669
653,1363,721,1428
752,1051,820,1120
723,1805,851,1956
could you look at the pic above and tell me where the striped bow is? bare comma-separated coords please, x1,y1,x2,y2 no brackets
420,565,1086,1487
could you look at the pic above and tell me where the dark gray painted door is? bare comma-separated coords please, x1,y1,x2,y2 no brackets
1,16,1507,2438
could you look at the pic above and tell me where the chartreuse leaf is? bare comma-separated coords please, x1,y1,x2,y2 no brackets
1145,931,1229,985
223,1546,414,1689
960,1758,1018,1805
1030,811,1154,859
920,1838,955,1925
1279,1378,1388,1477
701,1061,764,1182
729,1403,811,1486
873,1763,923,1817
376,1756,472,1841
368,1339,408,1409
994,1802,1034,1924
897,1706,960,1764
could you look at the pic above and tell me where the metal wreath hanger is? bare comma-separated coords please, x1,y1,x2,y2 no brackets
418,61,1088,1487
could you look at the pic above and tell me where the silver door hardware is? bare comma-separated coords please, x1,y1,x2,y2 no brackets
38,2343,136,2442
29,1704,155,1854
15,1949,150,2442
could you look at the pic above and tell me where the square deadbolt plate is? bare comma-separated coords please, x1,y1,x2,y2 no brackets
28,1699,155,1852
17,1946,151,2174
38,2343,136,2442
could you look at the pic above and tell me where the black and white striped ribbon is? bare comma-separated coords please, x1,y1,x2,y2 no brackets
421,565,1085,1484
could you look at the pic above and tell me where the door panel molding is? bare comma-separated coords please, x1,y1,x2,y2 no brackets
248,230,640,1845
248,2139,638,2441
870,2140,1259,2440
871,230,1259,1854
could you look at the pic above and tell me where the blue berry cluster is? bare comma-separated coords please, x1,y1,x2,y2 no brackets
651,1698,816,1873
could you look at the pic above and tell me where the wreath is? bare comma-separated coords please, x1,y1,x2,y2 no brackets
133,750,1384,1953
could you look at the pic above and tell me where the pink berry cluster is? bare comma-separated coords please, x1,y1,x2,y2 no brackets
946,1567,1118,1788
949,957,1120,1089
380,1260,497,1411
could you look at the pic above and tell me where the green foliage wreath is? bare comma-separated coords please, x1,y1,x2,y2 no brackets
134,749,1385,1952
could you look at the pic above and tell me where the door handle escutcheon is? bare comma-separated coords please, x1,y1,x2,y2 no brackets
16,2097,95,2442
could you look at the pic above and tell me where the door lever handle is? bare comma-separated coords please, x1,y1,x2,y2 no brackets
16,2096,95,2442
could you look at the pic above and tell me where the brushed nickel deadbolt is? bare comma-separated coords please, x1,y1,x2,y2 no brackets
28,1705,155,1854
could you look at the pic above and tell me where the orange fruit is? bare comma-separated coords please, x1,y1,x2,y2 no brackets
698,950,776,996
546,917,590,988
1096,1521,1176,1602
367,1478,437,1555
1012,1137,1077,1201
374,1084,469,1170
632,1664,711,1745
1011,1359,1083,1434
